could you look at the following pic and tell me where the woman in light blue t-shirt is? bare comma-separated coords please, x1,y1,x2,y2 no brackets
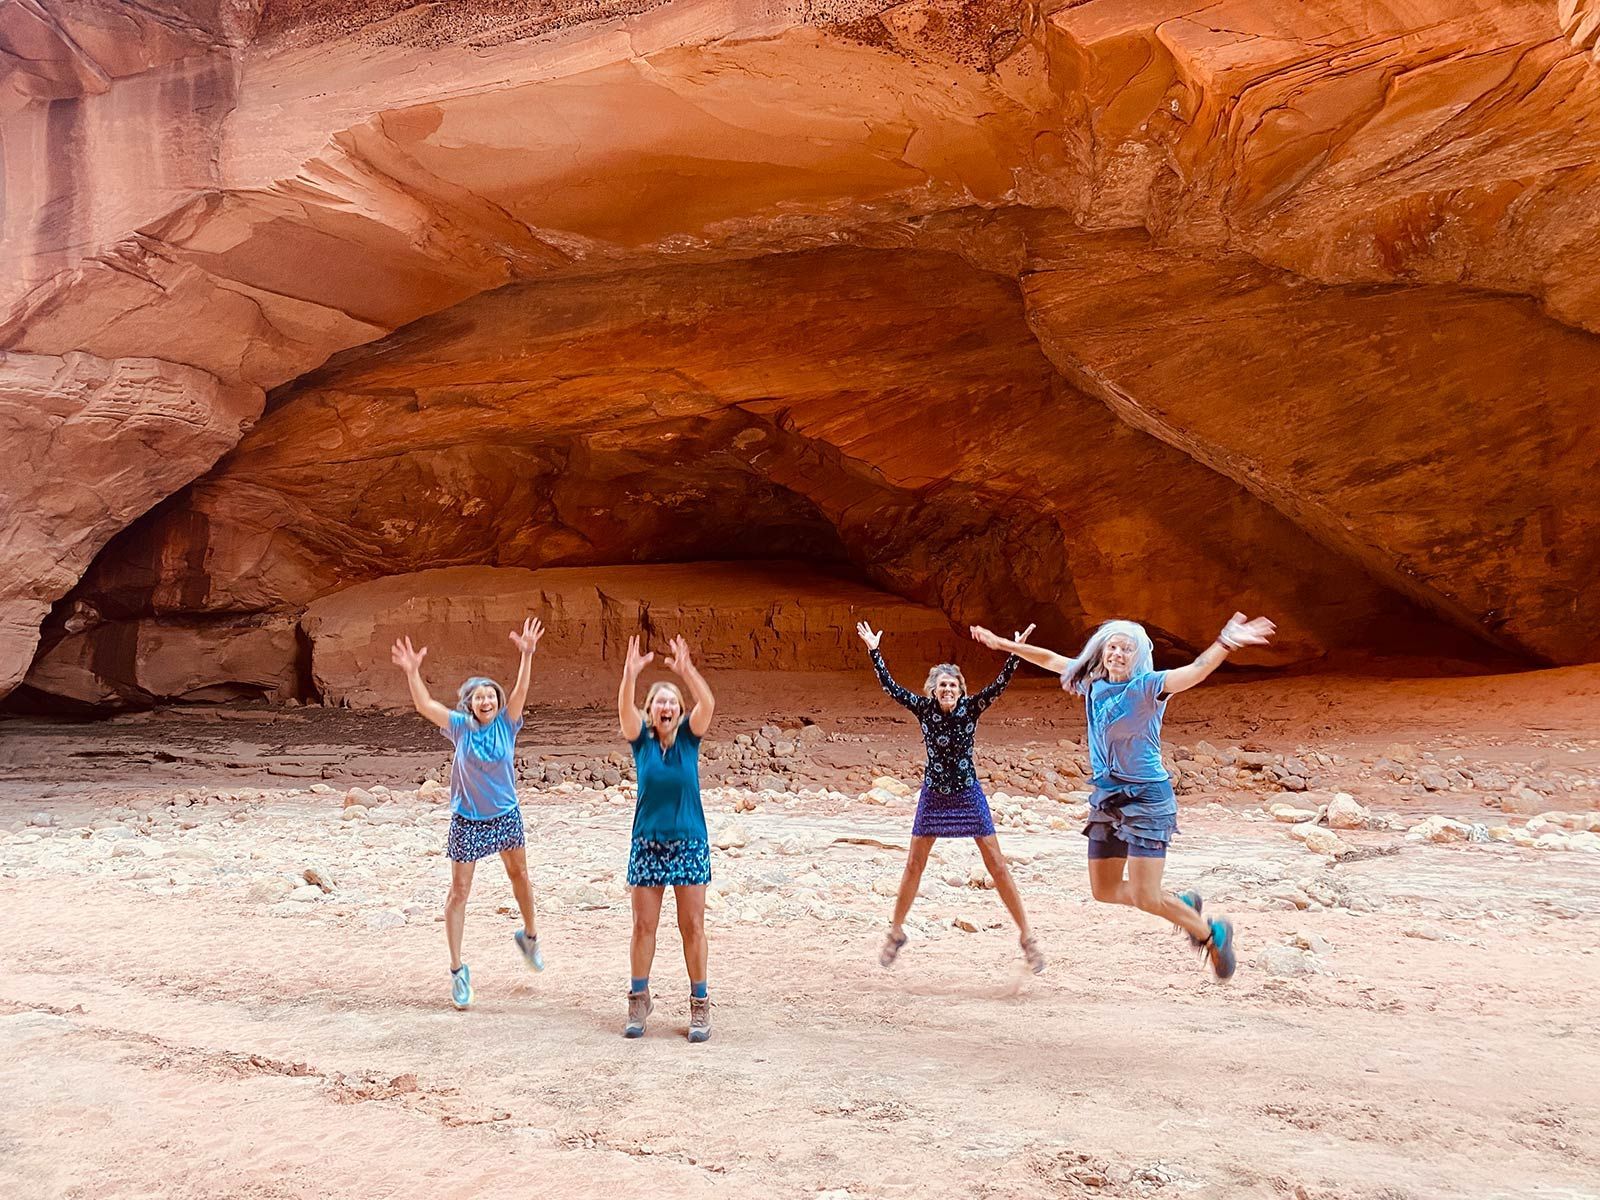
972,611,1275,981
616,633,718,1045
392,618,547,1011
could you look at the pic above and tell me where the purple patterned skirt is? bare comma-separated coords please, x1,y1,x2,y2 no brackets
911,782,995,838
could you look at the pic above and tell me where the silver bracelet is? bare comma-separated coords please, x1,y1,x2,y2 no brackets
1217,631,1243,651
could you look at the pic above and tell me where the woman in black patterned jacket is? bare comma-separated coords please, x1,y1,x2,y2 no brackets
856,620,1045,976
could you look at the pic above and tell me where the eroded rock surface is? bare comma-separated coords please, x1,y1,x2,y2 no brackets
0,350,262,698
299,562,966,709
5,0,1599,702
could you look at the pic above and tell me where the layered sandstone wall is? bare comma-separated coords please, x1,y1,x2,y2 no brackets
4,0,1597,705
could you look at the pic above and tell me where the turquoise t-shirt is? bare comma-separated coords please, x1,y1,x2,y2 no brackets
1085,670,1170,784
441,710,522,820
629,720,707,843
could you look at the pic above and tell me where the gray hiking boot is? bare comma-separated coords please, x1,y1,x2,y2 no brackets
624,988,653,1038
688,994,712,1044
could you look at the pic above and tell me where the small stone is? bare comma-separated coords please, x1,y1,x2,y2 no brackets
246,877,295,903
1257,945,1317,977
28,812,56,828
389,1073,419,1093
343,787,375,809
1325,793,1369,830
365,909,407,931
341,806,369,821
712,821,749,850
418,780,448,803
1406,815,1473,844
1300,827,1346,856
287,884,323,902
303,864,336,892
951,916,978,933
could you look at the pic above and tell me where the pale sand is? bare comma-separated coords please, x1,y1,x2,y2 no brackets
2,670,1598,1198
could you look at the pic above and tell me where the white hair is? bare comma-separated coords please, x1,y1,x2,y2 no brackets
1059,620,1154,695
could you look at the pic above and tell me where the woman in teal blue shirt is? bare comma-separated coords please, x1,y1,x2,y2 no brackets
617,634,718,1044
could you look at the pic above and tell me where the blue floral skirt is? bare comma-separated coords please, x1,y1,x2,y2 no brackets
446,809,526,863
912,782,995,838
627,836,712,887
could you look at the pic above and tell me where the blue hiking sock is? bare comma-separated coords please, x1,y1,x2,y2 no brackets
630,977,649,994
690,980,708,999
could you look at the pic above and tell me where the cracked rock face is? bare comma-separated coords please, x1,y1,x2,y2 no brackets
3,0,1598,705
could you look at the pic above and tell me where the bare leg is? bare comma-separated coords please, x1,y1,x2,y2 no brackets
499,845,538,939
890,836,936,935
674,884,708,984
1088,855,1209,941
445,859,475,971
630,886,665,981
976,834,1032,940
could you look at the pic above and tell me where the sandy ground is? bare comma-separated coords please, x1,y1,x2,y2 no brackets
3,669,1599,1200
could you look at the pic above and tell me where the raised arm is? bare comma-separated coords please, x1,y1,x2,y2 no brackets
857,620,920,710
1160,612,1275,695
666,635,716,737
969,624,1071,674
618,635,652,740
503,616,544,718
970,654,1022,710
391,636,451,730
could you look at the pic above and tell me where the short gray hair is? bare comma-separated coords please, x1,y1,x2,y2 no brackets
923,663,967,697
456,676,506,713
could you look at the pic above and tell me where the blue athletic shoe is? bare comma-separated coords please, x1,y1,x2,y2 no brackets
451,963,474,1010
1204,918,1237,981
1177,890,1206,950
514,930,545,972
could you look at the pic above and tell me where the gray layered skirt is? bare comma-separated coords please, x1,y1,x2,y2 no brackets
1082,778,1178,854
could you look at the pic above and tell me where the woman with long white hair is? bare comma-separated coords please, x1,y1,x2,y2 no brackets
970,613,1275,979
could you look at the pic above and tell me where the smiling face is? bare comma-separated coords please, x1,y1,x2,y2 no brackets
466,683,501,724
647,682,683,736
1101,634,1138,683
932,671,963,712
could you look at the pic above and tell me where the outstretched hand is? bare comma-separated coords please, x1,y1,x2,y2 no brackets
391,635,427,673
1221,612,1276,649
509,616,545,655
665,635,695,676
968,624,1000,650
624,634,654,677
856,620,882,651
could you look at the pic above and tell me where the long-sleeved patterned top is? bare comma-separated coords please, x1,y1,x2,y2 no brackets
869,647,1020,792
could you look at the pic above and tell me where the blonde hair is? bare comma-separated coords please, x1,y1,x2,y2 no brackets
640,680,686,745
1060,620,1154,695
922,663,967,697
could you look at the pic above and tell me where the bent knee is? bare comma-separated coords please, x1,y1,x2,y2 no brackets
1129,889,1165,914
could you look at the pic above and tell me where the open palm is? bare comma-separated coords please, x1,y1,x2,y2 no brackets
509,616,545,655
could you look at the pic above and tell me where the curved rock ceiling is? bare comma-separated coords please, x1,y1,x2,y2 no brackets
3,0,1598,705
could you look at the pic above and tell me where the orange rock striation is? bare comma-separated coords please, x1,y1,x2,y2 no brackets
3,0,1597,706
